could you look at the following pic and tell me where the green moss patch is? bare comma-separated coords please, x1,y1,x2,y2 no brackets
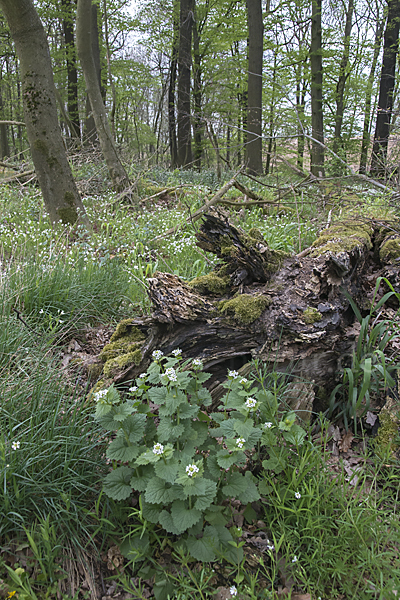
374,407,399,458
379,235,400,263
302,307,322,325
103,348,142,378
189,273,229,295
219,294,271,324
312,220,373,256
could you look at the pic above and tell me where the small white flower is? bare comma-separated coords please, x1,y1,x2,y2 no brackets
171,348,182,357
295,491,301,499
39,308,44,314
185,464,199,477
94,389,108,402
152,443,164,455
139,373,147,379
152,349,164,361
245,397,257,410
11,441,20,450
263,422,273,429
267,543,274,551
165,367,177,382
239,377,248,384
228,370,239,379
229,586,237,597
292,555,298,563
236,437,246,449
192,358,203,369
129,386,138,393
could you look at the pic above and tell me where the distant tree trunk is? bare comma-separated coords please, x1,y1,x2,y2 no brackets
177,0,194,168
359,15,385,174
168,3,179,168
332,0,354,163
265,53,277,175
310,0,325,177
76,0,129,191
83,2,103,146
245,0,263,175
0,0,89,226
296,72,306,170
61,0,80,141
102,0,116,139
193,9,203,170
0,79,9,159
370,0,400,178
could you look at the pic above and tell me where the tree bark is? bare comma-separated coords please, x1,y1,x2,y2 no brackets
359,15,385,174
0,0,89,226
168,2,179,168
370,0,400,178
310,0,325,177
246,0,263,176
61,0,80,142
193,8,203,170
332,0,354,165
76,0,129,191
177,0,194,168
83,1,102,146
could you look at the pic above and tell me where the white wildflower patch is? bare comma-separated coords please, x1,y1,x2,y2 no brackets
152,349,164,361
245,397,257,410
236,437,246,449
165,367,177,382
239,377,248,385
94,389,108,403
129,386,138,393
185,464,199,477
11,441,20,450
228,370,239,379
152,443,164,455
171,348,182,357
192,358,203,369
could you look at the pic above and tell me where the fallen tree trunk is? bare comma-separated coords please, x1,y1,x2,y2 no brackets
94,208,400,413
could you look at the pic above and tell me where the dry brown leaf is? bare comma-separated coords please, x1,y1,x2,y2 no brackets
339,430,354,452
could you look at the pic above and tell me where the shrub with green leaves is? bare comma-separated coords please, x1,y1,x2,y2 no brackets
94,352,306,562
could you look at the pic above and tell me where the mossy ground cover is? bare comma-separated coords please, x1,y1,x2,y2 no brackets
0,168,399,600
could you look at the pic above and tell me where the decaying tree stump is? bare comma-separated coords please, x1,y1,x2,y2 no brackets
94,208,400,412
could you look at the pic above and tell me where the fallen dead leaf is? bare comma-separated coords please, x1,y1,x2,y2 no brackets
338,430,354,452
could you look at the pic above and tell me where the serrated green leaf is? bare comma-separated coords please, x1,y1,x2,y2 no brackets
106,435,139,462
260,429,277,447
237,472,260,503
103,466,133,500
210,412,225,424
210,420,236,438
154,458,179,483
194,480,217,510
283,424,306,445
148,386,167,405
206,455,222,480
120,533,150,561
144,477,181,504
171,500,202,533
233,418,255,438
262,452,286,473
216,450,246,469
246,428,262,446
95,402,112,419
204,505,229,526
158,510,180,534
196,372,212,384
130,466,153,492
141,498,162,523
186,530,216,562
112,402,134,422
160,389,187,415
221,472,248,498
177,402,199,420
196,387,212,406
157,418,185,442
258,480,273,496
96,410,118,430
121,413,147,443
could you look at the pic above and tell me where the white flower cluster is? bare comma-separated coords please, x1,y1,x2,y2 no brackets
139,373,147,379
228,370,239,379
152,443,164,455
192,358,203,369
165,367,177,382
94,389,108,403
185,464,199,477
129,386,138,393
11,441,20,450
245,397,257,410
239,377,248,385
236,437,246,449
152,349,164,361
171,348,182,357
263,422,273,429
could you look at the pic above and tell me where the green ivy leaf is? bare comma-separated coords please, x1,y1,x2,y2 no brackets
106,435,139,462
103,466,133,500
144,477,181,504
154,457,179,483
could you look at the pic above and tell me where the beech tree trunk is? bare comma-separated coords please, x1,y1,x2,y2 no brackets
310,0,325,177
168,2,179,168
61,0,80,141
76,0,129,191
246,0,263,176
0,0,89,226
370,0,400,178
177,0,194,168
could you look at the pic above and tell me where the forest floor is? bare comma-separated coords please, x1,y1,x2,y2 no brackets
0,163,399,600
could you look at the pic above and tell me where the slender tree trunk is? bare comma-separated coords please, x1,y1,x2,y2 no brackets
359,16,385,174
332,0,354,162
168,2,179,168
0,0,89,226
296,74,306,170
83,2,103,146
61,0,80,141
76,0,129,191
0,76,9,159
370,0,400,178
245,0,263,175
265,52,277,175
177,0,194,168
193,9,203,170
310,0,325,176
102,0,116,139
